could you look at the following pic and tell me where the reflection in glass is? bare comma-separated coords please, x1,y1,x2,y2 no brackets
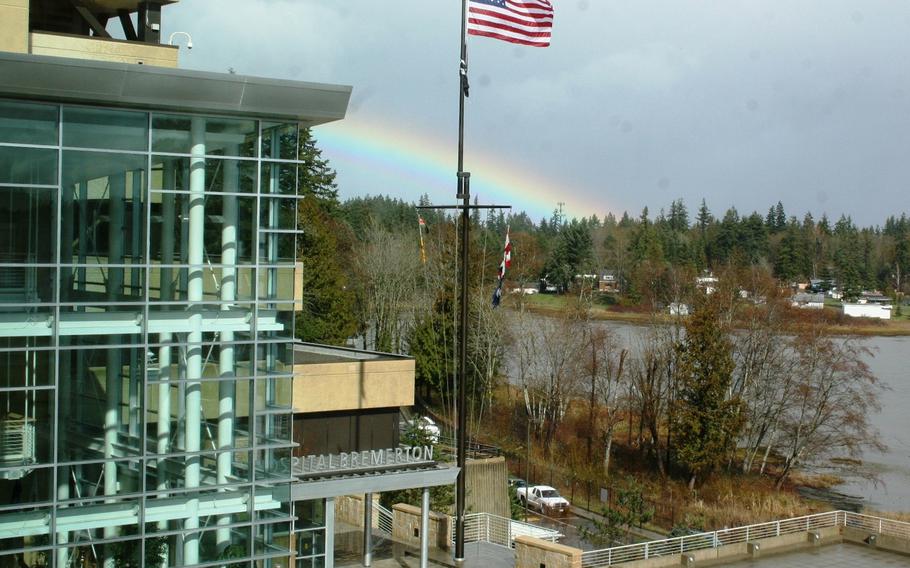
260,198,297,231
62,107,148,152
61,151,147,268
0,344,54,387
0,100,58,145
152,114,257,157
0,146,57,185
148,193,256,267
0,187,56,264
262,122,298,160
57,346,145,461
0,389,54,466
261,161,298,196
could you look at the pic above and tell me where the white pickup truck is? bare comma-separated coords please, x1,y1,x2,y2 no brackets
516,484,571,516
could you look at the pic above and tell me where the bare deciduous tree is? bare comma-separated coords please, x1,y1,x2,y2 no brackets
773,330,884,489
356,223,421,353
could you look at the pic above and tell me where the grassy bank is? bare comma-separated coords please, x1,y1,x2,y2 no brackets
516,293,910,336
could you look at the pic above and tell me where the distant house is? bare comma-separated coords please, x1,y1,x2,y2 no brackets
844,295,892,319
598,270,618,293
809,278,836,293
844,302,892,320
668,302,690,316
696,272,719,295
791,293,824,310
511,287,538,295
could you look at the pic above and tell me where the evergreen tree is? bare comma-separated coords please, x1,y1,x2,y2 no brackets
295,197,358,345
294,129,358,345
298,128,339,207
673,298,743,488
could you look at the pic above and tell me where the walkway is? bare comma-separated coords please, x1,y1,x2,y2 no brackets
722,542,910,567
335,541,514,568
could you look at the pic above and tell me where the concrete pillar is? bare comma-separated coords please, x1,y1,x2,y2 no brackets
325,497,336,568
216,154,239,552
103,171,126,568
363,492,373,567
183,115,205,564
421,488,430,568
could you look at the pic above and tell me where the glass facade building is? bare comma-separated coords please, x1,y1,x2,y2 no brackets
0,99,308,567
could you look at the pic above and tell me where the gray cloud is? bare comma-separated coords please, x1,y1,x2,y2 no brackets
168,0,910,225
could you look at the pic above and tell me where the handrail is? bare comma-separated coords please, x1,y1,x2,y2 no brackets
373,502,394,536
454,512,562,549
580,510,910,567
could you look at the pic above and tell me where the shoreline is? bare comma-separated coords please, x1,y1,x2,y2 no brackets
519,299,910,337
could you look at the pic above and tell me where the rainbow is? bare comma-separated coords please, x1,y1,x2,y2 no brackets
313,115,611,221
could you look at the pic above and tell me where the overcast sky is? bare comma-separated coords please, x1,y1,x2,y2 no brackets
166,1,910,226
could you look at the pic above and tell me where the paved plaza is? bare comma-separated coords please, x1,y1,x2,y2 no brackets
723,542,910,567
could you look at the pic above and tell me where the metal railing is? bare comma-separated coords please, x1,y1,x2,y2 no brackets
580,510,910,567
456,512,562,549
374,502,394,537
0,418,36,464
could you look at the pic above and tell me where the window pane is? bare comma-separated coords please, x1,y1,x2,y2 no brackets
57,346,145,461
262,122,297,160
0,100,57,145
0,466,53,509
151,114,192,154
260,198,297,231
62,107,148,152
151,155,189,191
0,268,55,304
208,158,257,193
261,162,297,195
148,192,256,268
0,146,57,185
0,344,54,387
259,233,295,264
205,117,257,158
152,156,256,193
61,151,147,267
0,187,56,263
152,114,257,157
0,389,54,466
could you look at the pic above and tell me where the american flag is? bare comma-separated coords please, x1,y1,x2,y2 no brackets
468,0,554,48
492,227,512,307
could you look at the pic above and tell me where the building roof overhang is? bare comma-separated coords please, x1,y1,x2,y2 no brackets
0,52,352,126
291,465,460,501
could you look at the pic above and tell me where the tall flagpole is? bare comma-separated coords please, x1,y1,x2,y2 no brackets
454,0,470,563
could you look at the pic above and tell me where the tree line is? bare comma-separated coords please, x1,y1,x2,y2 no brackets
295,130,885,497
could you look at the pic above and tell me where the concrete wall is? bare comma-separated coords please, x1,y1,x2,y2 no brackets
611,526,842,568
30,32,179,67
293,358,414,413
392,503,451,551
466,456,510,518
843,526,910,556
515,535,582,568
335,494,380,529
0,0,28,53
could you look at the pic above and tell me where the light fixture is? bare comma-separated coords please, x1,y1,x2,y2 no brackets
168,31,193,50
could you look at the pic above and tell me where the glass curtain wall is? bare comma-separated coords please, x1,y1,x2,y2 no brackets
0,99,301,567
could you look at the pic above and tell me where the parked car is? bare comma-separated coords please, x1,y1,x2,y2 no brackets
515,484,570,516
508,477,527,489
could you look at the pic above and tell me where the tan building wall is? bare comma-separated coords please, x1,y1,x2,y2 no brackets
392,503,451,551
30,32,178,67
293,358,415,413
515,536,582,568
0,0,29,53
